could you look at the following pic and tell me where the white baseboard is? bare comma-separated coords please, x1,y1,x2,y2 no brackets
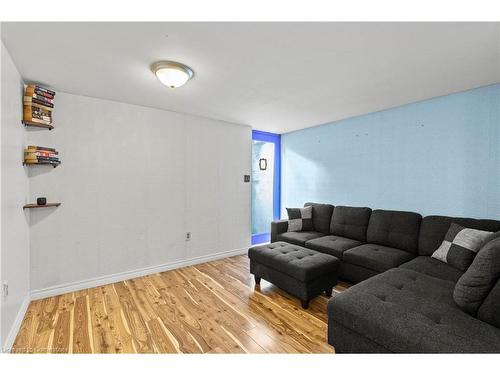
3,294,30,353
30,247,248,301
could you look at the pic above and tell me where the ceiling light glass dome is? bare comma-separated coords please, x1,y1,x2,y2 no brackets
151,61,194,89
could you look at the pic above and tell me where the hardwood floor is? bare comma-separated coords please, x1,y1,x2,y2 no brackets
12,255,348,353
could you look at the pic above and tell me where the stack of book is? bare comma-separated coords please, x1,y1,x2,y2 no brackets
23,84,56,126
24,146,61,166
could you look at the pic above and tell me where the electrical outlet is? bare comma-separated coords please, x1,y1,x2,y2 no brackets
2,281,8,299
186,232,191,241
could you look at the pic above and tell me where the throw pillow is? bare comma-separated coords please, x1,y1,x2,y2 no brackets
453,236,500,315
286,206,313,232
431,223,493,271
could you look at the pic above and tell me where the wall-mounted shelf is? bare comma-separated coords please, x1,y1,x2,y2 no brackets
23,203,61,209
22,120,54,130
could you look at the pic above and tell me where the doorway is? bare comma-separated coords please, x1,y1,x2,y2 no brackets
251,130,281,245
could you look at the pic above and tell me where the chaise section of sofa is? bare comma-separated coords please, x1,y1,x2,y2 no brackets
327,268,500,353
327,213,500,353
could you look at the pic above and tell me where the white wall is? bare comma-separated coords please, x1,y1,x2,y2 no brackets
0,41,30,350
27,92,251,293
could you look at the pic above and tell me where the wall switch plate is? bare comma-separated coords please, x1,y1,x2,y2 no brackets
244,175,250,183
2,281,8,299
186,232,191,241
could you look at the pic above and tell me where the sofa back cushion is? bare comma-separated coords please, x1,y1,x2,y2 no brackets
418,215,500,256
477,277,500,329
453,236,500,315
304,202,334,234
330,206,372,242
366,209,422,253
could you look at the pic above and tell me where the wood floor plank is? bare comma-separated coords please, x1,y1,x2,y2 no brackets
146,274,206,353
72,296,92,353
158,270,227,353
113,282,155,353
165,270,249,353
101,284,136,353
88,287,117,353
52,311,71,353
12,255,344,353
30,296,60,352
146,318,178,353
11,303,38,353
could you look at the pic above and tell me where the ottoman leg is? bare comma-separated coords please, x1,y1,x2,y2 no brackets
325,287,333,297
301,300,309,309
254,275,261,284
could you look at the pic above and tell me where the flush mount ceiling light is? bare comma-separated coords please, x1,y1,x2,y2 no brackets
151,61,194,89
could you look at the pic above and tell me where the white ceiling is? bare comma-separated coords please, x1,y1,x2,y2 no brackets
2,22,499,133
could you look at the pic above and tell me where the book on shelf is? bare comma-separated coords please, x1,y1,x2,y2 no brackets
23,112,52,124
25,84,56,98
25,157,60,163
25,157,60,164
29,106,52,116
32,117,52,123
24,97,54,109
24,159,61,165
24,156,59,162
23,117,52,125
25,110,52,122
24,150,59,158
24,150,58,157
29,114,51,121
27,93,54,104
26,145,57,152
24,112,53,123
31,115,52,122
24,107,52,116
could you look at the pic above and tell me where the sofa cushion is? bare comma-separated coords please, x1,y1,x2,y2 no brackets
286,206,313,232
248,242,339,282
339,262,379,284
343,244,415,273
276,231,325,247
327,268,500,352
330,206,372,242
399,256,463,282
305,235,362,259
477,278,500,329
366,210,422,253
304,202,334,234
418,215,500,256
453,237,500,315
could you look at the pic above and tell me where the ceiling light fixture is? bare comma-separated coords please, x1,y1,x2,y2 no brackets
151,61,194,89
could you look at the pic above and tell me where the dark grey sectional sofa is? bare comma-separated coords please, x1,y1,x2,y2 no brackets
271,202,500,353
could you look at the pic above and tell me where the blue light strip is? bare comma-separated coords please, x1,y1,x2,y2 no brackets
251,130,281,245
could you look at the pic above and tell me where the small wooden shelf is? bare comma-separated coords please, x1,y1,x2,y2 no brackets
22,120,54,130
23,203,61,209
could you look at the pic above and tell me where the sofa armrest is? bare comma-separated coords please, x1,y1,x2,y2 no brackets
271,219,288,243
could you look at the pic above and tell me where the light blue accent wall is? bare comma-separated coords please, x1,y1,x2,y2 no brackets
282,84,500,220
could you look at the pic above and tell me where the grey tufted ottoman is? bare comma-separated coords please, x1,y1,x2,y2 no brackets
248,241,340,308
